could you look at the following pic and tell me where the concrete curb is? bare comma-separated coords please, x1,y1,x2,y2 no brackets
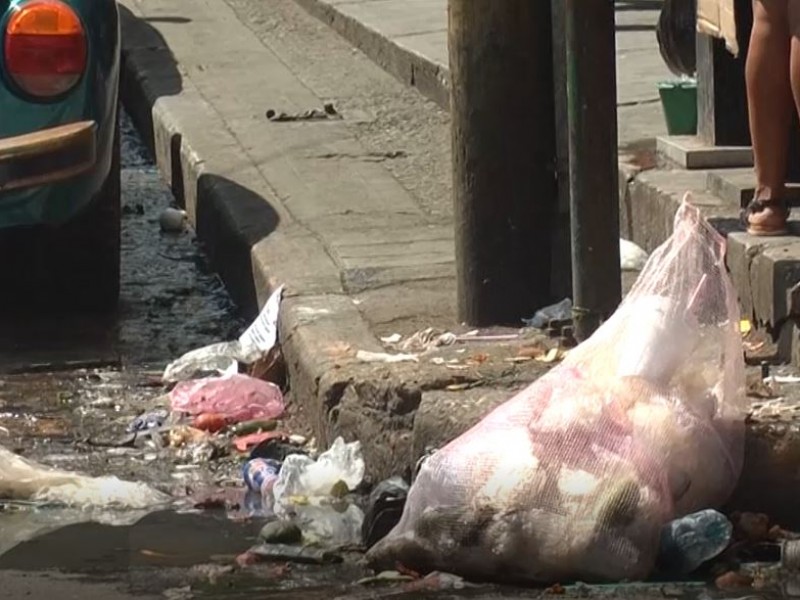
292,0,451,111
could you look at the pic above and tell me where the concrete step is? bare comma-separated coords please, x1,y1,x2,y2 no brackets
707,168,800,208
622,164,800,365
656,136,753,170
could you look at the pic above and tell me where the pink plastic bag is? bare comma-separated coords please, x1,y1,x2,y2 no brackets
367,201,746,583
170,374,285,423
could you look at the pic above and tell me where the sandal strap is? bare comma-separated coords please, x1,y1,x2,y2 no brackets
744,196,789,214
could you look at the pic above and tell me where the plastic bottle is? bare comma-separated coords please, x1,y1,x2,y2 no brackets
658,509,733,575
243,458,281,500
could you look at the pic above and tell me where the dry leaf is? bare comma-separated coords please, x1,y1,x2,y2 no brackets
327,341,353,359
468,353,490,364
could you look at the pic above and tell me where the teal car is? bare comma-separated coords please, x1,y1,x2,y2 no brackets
0,0,121,311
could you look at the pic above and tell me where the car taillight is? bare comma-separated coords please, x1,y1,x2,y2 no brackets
3,0,87,98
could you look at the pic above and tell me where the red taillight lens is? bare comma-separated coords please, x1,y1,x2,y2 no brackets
3,0,87,98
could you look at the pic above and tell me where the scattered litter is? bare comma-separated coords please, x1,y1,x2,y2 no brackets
405,571,473,592
162,586,194,600
163,286,284,382
380,333,402,344
0,445,169,508
162,342,240,383
248,542,343,564
239,285,285,357
507,356,532,364
266,102,340,122
535,347,569,364
127,411,169,434
159,208,188,232
367,201,748,583
658,509,733,575
357,571,415,586
231,419,278,437
192,413,228,433
739,319,753,335
772,375,800,384
356,350,419,364
170,374,285,423
243,458,282,498
169,426,209,448
446,383,473,391
362,477,409,549
234,430,287,454
523,298,573,329
250,438,308,463
398,328,457,353
620,238,649,271
271,437,366,547
274,437,364,502
260,520,302,544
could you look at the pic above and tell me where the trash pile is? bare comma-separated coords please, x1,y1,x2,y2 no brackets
161,285,369,555
366,201,748,583
238,436,368,564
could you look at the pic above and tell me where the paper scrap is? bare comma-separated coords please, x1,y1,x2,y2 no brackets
356,350,419,364
240,285,285,356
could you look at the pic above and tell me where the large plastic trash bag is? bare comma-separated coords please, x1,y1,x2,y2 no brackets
367,201,746,583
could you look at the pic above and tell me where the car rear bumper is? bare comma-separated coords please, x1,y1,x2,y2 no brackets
0,121,97,192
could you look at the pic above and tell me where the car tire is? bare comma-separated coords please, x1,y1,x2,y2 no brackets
50,119,121,313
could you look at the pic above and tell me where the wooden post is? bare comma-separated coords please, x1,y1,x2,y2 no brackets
563,0,621,341
449,0,559,326
696,0,751,147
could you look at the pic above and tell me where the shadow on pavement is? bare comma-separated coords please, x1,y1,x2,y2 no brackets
196,174,281,318
118,5,283,317
118,4,183,162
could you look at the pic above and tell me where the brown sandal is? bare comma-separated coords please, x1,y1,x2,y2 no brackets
741,196,790,236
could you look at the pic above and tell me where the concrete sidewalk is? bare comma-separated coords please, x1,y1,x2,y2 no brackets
118,0,800,525
294,0,673,148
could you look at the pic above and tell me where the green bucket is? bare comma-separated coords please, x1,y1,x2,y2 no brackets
658,79,698,136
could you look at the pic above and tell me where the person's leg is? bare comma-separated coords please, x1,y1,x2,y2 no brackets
745,0,792,235
789,1,800,132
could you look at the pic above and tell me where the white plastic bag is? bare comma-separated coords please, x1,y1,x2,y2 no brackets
163,286,284,383
0,446,169,509
273,437,365,503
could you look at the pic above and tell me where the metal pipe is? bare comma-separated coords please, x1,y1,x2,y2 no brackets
564,0,622,340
